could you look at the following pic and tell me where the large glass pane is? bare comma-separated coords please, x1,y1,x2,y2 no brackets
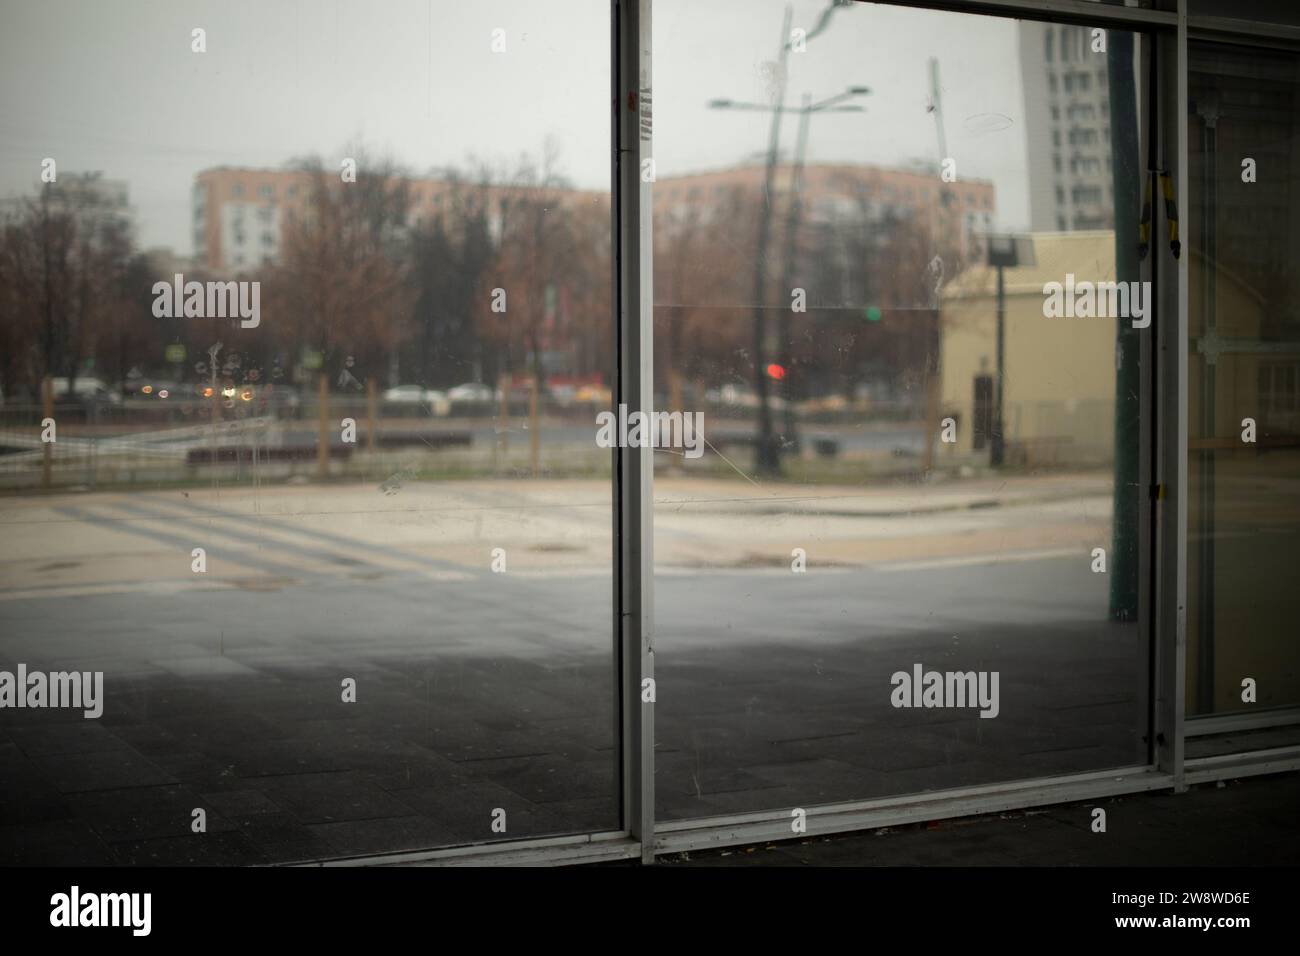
1187,41,1300,718
0,0,615,864
652,1,1148,819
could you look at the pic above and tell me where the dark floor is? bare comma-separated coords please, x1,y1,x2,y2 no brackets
2,533,1155,865
1,489,1291,866
0,609,1146,865
658,770,1300,866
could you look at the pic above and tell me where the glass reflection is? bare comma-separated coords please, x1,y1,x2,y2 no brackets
652,1,1148,820
0,0,615,864
1187,41,1300,718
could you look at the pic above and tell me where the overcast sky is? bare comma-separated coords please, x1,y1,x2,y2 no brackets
0,0,1037,252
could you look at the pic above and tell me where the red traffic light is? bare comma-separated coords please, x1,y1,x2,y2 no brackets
766,363,786,381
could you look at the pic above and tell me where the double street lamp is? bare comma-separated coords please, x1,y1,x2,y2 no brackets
692,0,860,476
708,79,872,472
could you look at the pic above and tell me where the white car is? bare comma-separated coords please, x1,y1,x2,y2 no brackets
382,385,426,404
447,382,495,403
383,385,450,416
50,377,122,404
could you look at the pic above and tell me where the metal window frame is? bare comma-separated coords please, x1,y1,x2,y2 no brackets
613,0,657,864
1188,14,1300,50
643,0,1182,859
1145,0,1188,789
656,766,1172,856
1186,707,1300,737
878,0,1176,30
1179,11,1300,740
337,0,1300,869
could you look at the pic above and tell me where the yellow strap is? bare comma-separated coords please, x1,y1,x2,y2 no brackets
1160,172,1181,258
1138,173,1153,259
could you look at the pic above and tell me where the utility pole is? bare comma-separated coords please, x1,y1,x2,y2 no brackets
992,262,1006,467
777,93,813,455
749,4,794,476
716,0,856,475
985,235,1035,470
771,87,869,453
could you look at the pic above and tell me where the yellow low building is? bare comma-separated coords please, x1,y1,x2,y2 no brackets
938,231,1271,472
939,230,1289,708
938,231,1124,468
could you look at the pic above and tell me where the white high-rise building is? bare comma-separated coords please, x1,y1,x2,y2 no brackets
1019,21,1117,233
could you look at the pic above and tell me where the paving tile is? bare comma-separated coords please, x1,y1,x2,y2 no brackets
388,780,606,841
255,772,419,825
110,830,263,866
228,812,333,864
305,815,460,857
198,788,284,818
474,754,615,805
0,819,117,866
32,749,178,793
68,784,239,843
7,722,132,758
0,742,74,826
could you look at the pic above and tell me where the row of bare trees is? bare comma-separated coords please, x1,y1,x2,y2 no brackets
1,150,965,413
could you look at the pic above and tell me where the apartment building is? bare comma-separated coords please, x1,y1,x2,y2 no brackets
656,161,996,262
1019,20,1119,232
192,166,609,273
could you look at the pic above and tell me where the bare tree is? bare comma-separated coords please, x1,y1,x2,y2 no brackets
0,173,133,399
267,146,416,388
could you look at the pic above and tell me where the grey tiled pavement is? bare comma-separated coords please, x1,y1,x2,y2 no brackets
1,574,1147,865
2,481,1292,865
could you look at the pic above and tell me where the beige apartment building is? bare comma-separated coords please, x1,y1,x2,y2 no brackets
193,161,995,274
656,162,996,263
191,166,609,273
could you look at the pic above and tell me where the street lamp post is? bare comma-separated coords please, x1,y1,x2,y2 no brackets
778,87,870,453
708,82,870,471
752,4,789,475
984,234,1035,469
703,0,857,475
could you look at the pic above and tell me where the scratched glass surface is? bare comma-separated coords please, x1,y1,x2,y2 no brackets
0,0,616,863
651,1,1150,820
1186,41,1300,720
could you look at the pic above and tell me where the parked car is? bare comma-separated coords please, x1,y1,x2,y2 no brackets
447,382,496,403
705,383,786,410
382,385,427,404
574,384,612,406
382,385,450,417
50,377,122,404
